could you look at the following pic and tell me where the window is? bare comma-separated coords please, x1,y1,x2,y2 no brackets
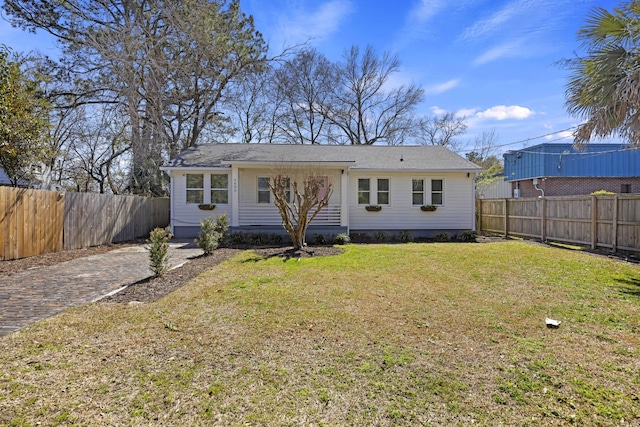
621,184,631,193
431,179,443,205
258,177,271,203
186,174,203,204
210,174,229,204
377,179,389,205
412,179,424,205
358,178,370,204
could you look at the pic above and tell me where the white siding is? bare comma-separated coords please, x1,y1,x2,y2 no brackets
169,169,233,229
238,168,343,226
170,167,475,232
348,171,475,230
170,167,344,229
476,178,512,199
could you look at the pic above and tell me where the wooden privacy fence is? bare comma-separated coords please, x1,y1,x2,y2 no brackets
477,195,640,253
64,192,169,250
0,187,169,260
0,187,64,261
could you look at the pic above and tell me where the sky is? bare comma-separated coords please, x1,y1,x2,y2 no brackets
0,0,622,155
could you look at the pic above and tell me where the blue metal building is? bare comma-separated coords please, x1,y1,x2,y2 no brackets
503,143,640,197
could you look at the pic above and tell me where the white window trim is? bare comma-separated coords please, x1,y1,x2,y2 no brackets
210,173,229,205
357,177,391,206
376,177,391,206
257,176,271,204
430,178,445,206
186,173,204,205
411,178,425,206
411,177,444,207
357,177,372,206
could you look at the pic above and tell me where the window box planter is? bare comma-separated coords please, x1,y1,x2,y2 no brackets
365,205,382,212
197,204,216,211
420,205,437,212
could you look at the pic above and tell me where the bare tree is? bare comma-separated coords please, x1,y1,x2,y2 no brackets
267,168,333,249
465,129,504,190
58,107,130,193
417,112,467,150
226,66,286,144
319,45,424,145
3,0,267,194
274,48,336,144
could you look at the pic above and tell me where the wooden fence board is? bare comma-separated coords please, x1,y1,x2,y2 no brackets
477,195,640,254
62,193,169,250
0,188,64,260
0,187,168,260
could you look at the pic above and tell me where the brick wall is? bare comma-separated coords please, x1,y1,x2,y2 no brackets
512,177,640,198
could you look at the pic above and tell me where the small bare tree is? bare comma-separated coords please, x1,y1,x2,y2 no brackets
267,169,333,250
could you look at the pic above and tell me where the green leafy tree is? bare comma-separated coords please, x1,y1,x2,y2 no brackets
565,1,640,146
0,47,51,186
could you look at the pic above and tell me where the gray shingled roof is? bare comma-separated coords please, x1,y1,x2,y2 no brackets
162,143,483,172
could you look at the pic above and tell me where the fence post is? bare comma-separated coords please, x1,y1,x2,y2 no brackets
591,195,597,250
541,197,547,242
612,195,618,252
503,198,509,238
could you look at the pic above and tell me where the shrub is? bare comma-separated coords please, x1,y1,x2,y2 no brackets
373,231,388,243
433,232,449,242
458,230,477,242
147,227,172,276
227,232,245,246
313,233,327,245
591,189,615,195
195,213,230,255
269,233,284,245
398,230,414,243
250,232,269,246
335,233,351,245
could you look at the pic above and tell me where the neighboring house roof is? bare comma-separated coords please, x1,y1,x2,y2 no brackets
503,143,640,181
162,143,483,172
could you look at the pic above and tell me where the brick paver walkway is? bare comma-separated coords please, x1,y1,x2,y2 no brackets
0,241,202,337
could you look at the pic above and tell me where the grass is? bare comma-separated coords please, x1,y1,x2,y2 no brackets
1,240,639,426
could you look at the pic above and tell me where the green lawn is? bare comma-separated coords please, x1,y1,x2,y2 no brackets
1,241,639,426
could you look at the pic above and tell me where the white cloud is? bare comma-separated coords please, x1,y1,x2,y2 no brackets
476,105,534,120
460,0,534,41
430,106,448,116
425,79,460,94
455,109,477,119
409,0,447,25
473,40,523,66
546,131,573,140
271,1,355,48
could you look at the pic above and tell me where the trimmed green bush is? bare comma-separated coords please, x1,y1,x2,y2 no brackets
147,227,172,276
195,213,230,255
398,230,414,243
335,233,351,245
433,232,449,242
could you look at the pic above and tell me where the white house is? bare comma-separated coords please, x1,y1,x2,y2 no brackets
160,143,483,239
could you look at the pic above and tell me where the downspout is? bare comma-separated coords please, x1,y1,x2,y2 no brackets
472,172,477,231
168,170,175,234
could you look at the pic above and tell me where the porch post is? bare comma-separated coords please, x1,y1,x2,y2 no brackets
340,168,349,230
231,165,239,227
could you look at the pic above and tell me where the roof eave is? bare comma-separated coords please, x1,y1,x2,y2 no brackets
219,160,356,167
